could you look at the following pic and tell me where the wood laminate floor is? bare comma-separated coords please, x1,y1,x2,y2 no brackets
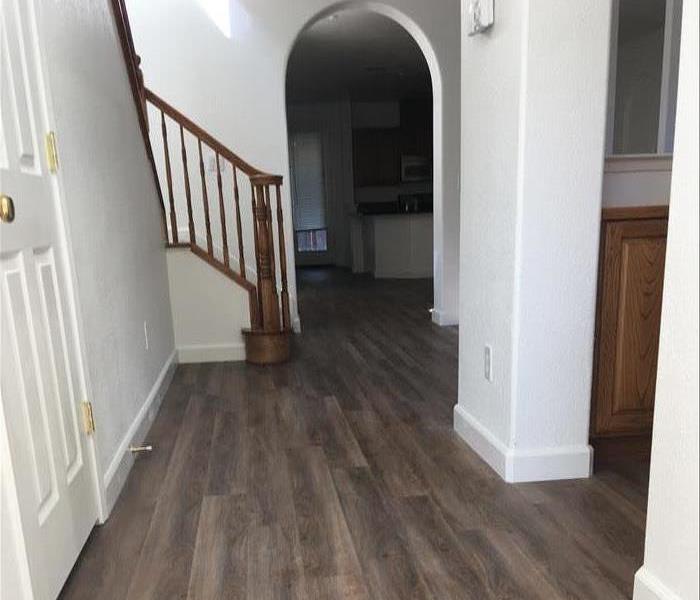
60,268,650,600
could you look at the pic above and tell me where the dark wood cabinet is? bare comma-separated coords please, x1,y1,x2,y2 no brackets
591,206,668,438
351,100,432,187
352,128,400,187
399,99,432,158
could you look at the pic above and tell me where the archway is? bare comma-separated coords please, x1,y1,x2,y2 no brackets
283,2,451,323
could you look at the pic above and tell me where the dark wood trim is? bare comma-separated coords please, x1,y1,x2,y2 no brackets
145,88,277,179
602,205,669,222
188,244,257,292
249,173,284,186
108,0,166,236
110,5,291,363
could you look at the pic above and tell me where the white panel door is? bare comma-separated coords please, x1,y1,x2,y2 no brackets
0,1,100,599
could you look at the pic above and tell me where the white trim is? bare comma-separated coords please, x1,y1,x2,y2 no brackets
634,566,684,600
453,404,508,477
102,350,177,515
177,342,246,363
453,405,593,483
431,308,459,327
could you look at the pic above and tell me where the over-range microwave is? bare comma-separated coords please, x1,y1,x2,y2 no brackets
401,155,431,182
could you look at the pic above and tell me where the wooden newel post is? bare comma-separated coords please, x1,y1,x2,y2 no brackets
243,173,290,364
251,177,281,332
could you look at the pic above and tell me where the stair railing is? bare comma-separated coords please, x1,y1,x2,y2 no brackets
110,0,291,362
144,88,291,336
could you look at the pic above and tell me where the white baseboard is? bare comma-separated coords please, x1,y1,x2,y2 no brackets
453,404,593,483
634,567,684,600
103,350,177,516
177,342,246,363
431,308,459,326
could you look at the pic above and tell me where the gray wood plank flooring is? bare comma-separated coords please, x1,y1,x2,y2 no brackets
59,268,649,599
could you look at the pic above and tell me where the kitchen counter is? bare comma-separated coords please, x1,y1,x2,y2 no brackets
350,213,433,279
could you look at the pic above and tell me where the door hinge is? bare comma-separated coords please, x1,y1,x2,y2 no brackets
81,401,96,435
45,131,59,173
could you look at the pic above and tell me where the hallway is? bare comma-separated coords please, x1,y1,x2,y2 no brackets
60,269,648,600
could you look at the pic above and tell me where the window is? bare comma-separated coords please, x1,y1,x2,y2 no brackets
289,131,328,253
607,0,683,155
295,228,328,252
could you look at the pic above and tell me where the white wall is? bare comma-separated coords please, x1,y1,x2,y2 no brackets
167,249,250,362
125,0,461,326
456,0,611,482
38,0,175,510
634,2,699,598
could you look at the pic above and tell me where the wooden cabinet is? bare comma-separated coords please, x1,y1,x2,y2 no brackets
352,128,401,186
591,206,668,438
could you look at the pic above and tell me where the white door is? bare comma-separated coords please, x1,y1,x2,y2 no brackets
0,1,100,599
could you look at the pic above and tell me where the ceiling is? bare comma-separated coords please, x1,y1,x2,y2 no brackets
286,10,431,103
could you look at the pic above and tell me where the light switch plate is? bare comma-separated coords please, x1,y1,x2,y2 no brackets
484,345,494,382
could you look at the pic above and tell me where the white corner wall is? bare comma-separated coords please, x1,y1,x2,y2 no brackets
124,0,461,326
634,1,699,598
167,249,250,362
456,1,611,482
38,1,175,513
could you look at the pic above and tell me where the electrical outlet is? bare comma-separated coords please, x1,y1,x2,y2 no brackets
143,321,149,351
484,345,493,382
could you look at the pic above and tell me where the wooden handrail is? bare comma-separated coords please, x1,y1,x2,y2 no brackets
109,0,166,236
145,90,289,331
111,0,290,363
189,244,256,293
145,88,276,179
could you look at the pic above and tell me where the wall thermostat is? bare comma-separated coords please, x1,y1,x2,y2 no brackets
466,0,495,36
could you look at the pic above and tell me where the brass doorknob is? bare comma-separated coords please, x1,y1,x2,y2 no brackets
0,194,15,223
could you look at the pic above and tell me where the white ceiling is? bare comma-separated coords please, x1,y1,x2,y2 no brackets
286,10,431,103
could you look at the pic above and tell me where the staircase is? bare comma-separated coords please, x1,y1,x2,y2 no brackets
111,0,291,364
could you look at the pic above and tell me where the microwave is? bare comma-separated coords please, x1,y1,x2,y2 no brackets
401,155,431,182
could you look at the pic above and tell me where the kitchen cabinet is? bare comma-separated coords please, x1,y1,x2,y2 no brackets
590,206,668,438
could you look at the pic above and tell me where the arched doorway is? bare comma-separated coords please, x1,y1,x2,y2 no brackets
284,3,453,324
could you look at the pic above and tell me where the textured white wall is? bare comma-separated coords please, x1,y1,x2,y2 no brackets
634,1,699,598
38,0,175,481
512,1,610,451
125,0,461,326
456,0,611,482
458,0,525,447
